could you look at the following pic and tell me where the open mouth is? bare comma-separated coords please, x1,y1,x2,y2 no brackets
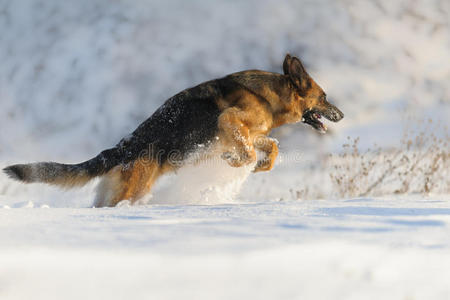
302,104,344,133
302,110,327,133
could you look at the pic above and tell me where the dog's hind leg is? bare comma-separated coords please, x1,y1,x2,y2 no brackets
94,168,122,207
93,160,161,207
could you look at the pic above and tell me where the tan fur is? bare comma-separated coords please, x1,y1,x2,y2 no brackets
253,137,279,172
214,73,323,171
93,159,176,207
54,174,93,188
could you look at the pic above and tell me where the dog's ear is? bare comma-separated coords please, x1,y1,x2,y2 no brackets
283,54,309,91
283,54,292,75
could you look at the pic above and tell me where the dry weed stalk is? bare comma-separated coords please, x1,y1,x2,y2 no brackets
328,120,449,198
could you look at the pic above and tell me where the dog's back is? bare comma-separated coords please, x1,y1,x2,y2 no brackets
120,79,225,165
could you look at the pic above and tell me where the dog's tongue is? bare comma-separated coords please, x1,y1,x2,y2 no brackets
314,112,327,133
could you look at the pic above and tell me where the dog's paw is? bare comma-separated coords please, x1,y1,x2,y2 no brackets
221,151,256,167
252,157,273,173
267,137,279,147
221,151,242,167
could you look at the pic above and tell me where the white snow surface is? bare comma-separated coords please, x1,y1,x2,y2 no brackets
1,0,450,299
1,196,450,300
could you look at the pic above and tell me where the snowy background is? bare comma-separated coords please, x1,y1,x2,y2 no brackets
0,0,449,299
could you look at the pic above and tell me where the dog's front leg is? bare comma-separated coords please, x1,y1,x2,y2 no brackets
253,136,279,172
218,108,257,168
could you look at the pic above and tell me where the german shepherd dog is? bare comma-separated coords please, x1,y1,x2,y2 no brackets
3,54,343,207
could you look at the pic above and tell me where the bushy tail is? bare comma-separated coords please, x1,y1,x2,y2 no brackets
3,147,122,188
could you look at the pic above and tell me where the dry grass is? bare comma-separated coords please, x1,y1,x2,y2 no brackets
328,120,449,198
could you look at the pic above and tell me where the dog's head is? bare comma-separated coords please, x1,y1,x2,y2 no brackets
283,54,344,133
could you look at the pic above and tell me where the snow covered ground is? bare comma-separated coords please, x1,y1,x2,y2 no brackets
0,0,449,299
1,196,450,300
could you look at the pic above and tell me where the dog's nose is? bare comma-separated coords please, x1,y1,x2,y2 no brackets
322,103,344,122
333,106,344,122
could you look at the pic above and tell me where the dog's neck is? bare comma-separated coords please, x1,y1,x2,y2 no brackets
230,70,294,102
229,70,304,128
231,71,302,127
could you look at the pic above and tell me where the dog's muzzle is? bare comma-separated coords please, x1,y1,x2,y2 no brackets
302,103,344,133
